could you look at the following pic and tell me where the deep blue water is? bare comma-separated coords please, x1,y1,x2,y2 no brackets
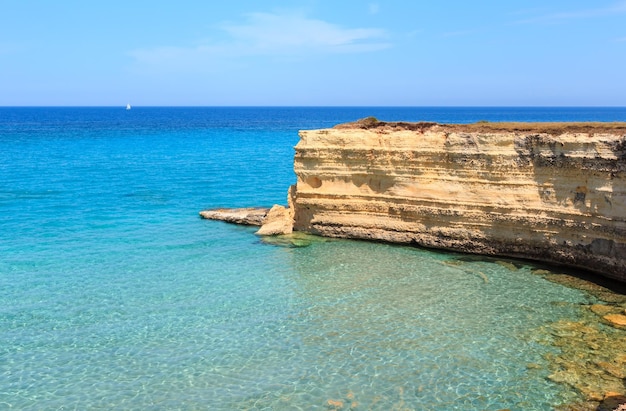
1,107,624,410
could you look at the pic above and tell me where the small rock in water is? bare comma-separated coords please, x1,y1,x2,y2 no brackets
603,313,626,328
589,304,615,316
596,362,626,379
259,232,324,248
326,399,344,409
531,268,552,275
495,260,519,271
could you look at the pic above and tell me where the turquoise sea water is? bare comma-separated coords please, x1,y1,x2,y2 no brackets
1,107,625,410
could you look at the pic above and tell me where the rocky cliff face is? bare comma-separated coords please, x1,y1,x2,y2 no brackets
290,120,626,282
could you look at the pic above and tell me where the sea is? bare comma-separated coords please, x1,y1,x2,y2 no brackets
1,106,625,410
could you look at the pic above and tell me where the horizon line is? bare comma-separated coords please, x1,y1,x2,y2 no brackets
1,105,626,108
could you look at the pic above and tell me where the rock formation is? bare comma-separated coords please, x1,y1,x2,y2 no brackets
255,204,293,236
289,119,626,283
199,119,626,282
199,207,269,226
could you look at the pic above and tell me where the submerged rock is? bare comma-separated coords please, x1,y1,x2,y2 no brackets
545,313,626,405
539,271,626,303
590,304,616,316
258,232,326,248
603,313,626,328
495,260,520,271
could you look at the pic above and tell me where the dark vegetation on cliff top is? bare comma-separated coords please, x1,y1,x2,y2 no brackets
337,117,626,135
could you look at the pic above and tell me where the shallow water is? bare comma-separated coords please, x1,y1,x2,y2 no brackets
1,232,597,410
1,107,624,410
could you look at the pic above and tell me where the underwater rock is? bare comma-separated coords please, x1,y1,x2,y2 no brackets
590,304,616,316
596,362,626,379
495,260,519,271
326,399,344,409
603,313,626,328
545,312,626,405
539,272,626,303
259,232,325,248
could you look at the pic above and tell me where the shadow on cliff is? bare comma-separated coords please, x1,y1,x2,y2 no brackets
514,133,626,283
514,134,626,212
417,241,626,298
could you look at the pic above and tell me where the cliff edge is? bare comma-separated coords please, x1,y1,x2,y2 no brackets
288,119,626,282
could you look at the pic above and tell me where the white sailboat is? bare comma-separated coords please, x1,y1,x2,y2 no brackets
126,103,131,110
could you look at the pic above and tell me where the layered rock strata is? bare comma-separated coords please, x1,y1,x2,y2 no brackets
291,119,626,282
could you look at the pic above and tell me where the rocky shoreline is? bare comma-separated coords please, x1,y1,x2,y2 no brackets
200,119,626,409
204,119,626,283
200,207,626,410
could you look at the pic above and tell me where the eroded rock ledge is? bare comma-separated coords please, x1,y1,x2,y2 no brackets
203,119,626,283
199,207,269,226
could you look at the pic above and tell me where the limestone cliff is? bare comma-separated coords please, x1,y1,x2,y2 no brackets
290,119,626,282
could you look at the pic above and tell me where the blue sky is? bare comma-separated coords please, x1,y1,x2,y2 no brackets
1,1,625,106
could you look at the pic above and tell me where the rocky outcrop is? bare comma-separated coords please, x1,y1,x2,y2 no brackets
255,205,293,235
199,207,269,226
291,119,626,282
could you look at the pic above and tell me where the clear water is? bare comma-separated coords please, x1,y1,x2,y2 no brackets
1,107,624,410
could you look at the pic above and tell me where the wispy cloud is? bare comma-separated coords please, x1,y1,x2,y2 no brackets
220,11,389,53
616,36,626,42
514,0,626,24
129,10,390,68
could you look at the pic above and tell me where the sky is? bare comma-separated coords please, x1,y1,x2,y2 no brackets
1,0,625,106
